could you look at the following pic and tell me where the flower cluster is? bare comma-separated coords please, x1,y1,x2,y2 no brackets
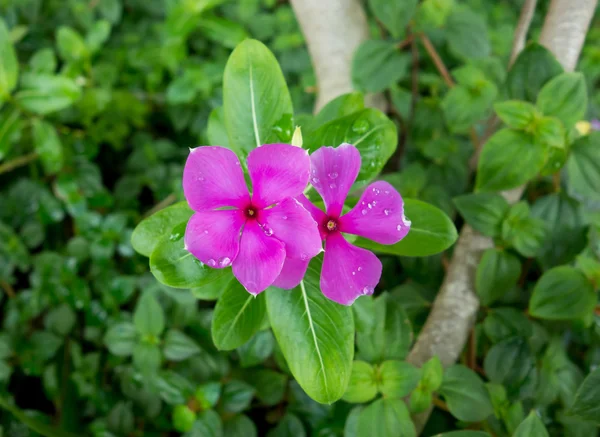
182,143,410,305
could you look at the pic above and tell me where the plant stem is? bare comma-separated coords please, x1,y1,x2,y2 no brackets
0,152,39,175
419,33,454,88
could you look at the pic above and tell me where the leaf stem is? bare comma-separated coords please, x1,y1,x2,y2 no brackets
0,152,39,175
418,33,454,88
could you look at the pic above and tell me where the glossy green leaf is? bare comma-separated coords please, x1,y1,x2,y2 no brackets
212,280,266,350
15,73,81,115
352,40,410,93
222,380,255,413
421,356,443,391
134,292,165,337
237,330,274,368
191,270,233,301
368,0,417,38
0,19,19,102
184,410,223,437
267,413,306,437
311,92,364,129
483,337,535,394
529,266,595,321
198,15,249,49
266,257,354,404
476,249,521,306
206,107,230,148
453,192,509,237
494,100,538,130
355,199,457,257
379,360,421,397
566,131,600,203
149,224,231,289
483,307,532,344
439,365,494,422
513,411,549,437
476,129,546,192
357,398,416,437
56,26,88,62
342,360,378,403
570,367,600,424
32,119,63,174
131,202,192,257
303,108,397,187
104,322,137,356
223,39,293,157
536,72,587,128
446,7,490,60
506,43,563,102
501,201,547,258
163,329,202,361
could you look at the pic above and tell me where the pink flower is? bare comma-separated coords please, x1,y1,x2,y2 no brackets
273,143,411,305
182,144,322,295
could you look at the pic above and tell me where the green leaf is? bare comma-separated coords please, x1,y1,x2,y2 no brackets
570,367,600,424
191,271,233,301
566,131,600,203
410,385,433,413
529,266,595,321
206,107,230,148
244,369,286,405
446,6,490,60
379,360,421,397
483,337,535,394
266,257,354,404
421,356,443,391
355,199,457,257
267,413,306,437
506,43,563,102
0,19,19,101
435,432,491,437
85,20,111,53
223,414,257,437
133,293,165,337
198,15,249,49
0,397,79,437
163,329,201,361
149,223,231,289
223,39,293,157
357,398,416,437
56,26,88,62
483,307,532,343
476,129,546,192
184,410,223,437
237,330,274,368
131,202,192,257
352,40,410,93
30,48,57,74
453,193,509,237
501,202,547,258
311,92,364,129
32,119,63,174
303,108,397,187
476,249,521,306
356,292,412,362
222,380,255,413
173,405,197,433
195,382,221,409
0,107,23,160
133,342,162,374
212,280,266,350
439,365,494,422
342,360,378,403
15,73,81,115
494,100,538,130
536,72,587,128
513,411,549,437
368,0,417,38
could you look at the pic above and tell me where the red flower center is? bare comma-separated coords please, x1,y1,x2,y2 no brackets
244,205,258,219
323,217,338,234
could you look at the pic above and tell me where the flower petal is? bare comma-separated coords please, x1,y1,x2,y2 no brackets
183,146,250,211
296,195,328,240
339,181,411,244
248,143,311,208
309,143,360,217
272,257,309,289
257,197,322,260
184,210,245,268
232,220,286,294
321,232,382,306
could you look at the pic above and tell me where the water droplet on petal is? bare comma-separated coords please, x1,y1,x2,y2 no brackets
207,259,216,267
329,183,336,189
384,190,390,194
218,257,231,267
263,225,274,236
328,172,338,179
282,215,287,220
300,253,308,261
311,177,320,185
198,176,205,181
361,209,368,215
368,203,372,209
357,267,362,272
204,230,209,234
352,271,356,276
397,225,402,231
372,200,377,206
362,286,373,295
402,215,412,226
384,209,390,216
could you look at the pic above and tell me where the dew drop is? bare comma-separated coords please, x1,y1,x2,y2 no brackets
352,271,356,276
218,257,231,267
385,190,390,194
368,203,372,209
397,225,402,231
300,253,308,261
352,119,370,134
329,183,336,189
198,176,205,181
372,201,377,206
263,225,274,236
357,266,363,272
204,230,209,234
384,209,390,216
207,259,216,267
362,286,373,295
282,215,288,220
311,177,320,185
328,172,338,179
361,209,368,215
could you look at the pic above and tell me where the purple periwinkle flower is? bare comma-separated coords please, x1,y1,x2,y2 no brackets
182,144,322,295
273,143,411,305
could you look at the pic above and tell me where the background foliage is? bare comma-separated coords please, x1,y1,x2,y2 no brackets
1,0,600,436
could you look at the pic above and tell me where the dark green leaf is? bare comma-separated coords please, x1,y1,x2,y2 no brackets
483,308,532,343
483,337,535,395
368,0,417,38
0,397,79,437
352,40,410,93
571,367,600,424
222,380,255,413
267,413,306,437
163,329,202,361
357,398,416,437
501,201,547,258
133,293,165,337
32,119,63,174
244,369,287,406
536,73,587,128
237,330,274,368
379,360,421,397
223,414,257,437
513,411,549,437
566,131,600,203
446,7,490,60
439,365,494,422
15,73,81,115
453,193,509,237
476,249,521,306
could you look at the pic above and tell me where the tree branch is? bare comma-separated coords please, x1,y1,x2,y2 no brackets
289,0,386,113
407,0,596,432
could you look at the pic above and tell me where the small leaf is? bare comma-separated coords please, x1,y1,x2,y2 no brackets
529,266,595,321
15,73,81,115
163,329,202,361
134,293,165,337
379,361,421,398
476,129,546,192
0,19,19,101
513,411,549,437
483,337,535,394
131,202,192,257
0,108,23,160
410,385,433,413
342,361,378,403
566,131,600,203
453,192,509,237
56,26,88,62
357,398,416,437
104,322,137,356
266,257,354,404
476,249,521,306
221,380,255,413
483,308,532,344
133,342,162,374
212,280,266,350
237,330,274,368
570,367,600,424
494,100,538,130
446,6,490,60
245,369,287,406
501,202,547,258
421,356,443,391
355,199,457,257
223,39,293,157
352,40,410,93
368,0,417,38
439,365,494,422
536,72,587,128
32,119,63,174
